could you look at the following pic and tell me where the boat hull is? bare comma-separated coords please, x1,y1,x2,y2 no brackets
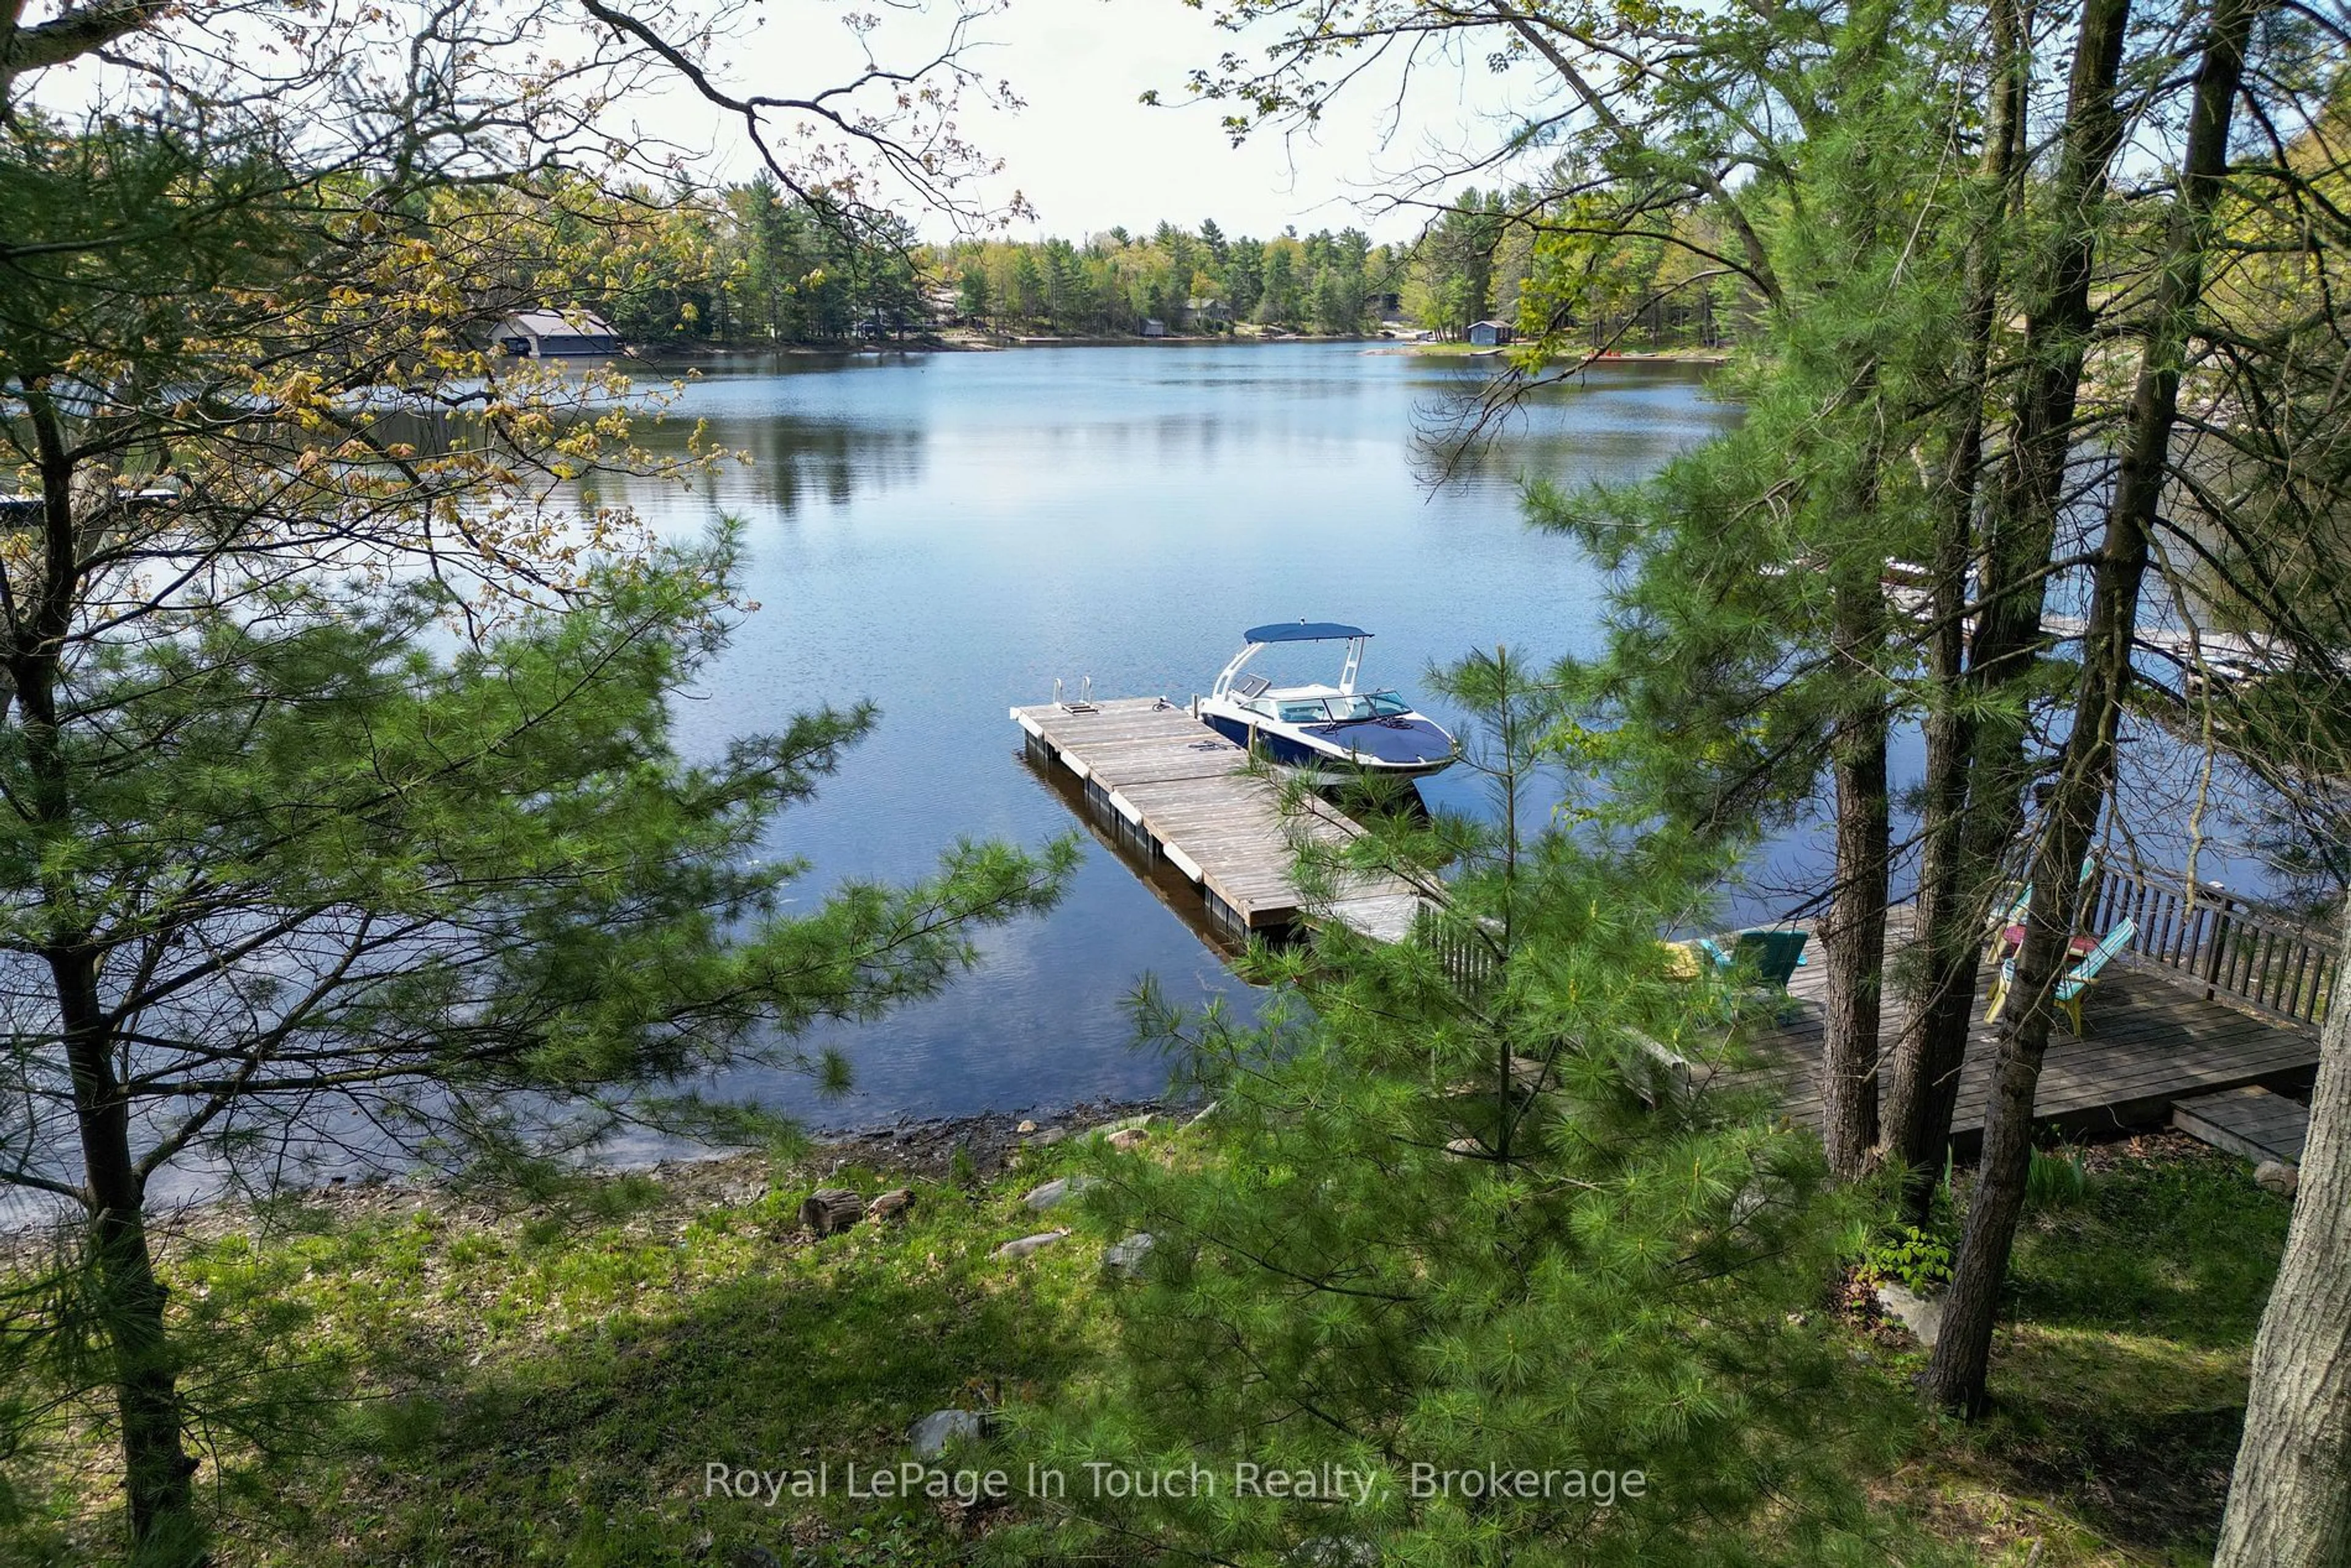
1201,710,1456,778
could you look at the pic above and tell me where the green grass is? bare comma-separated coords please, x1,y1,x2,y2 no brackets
2,1130,2292,1567
1,1149,1120,1567
1889,1135,2292,1567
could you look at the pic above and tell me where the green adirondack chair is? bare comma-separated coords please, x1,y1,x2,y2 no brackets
1697,928,1810,988
1983,855,2102,961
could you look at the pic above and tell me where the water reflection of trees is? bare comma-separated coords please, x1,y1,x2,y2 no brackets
1412,364,1742,490
609,413,928,520
361,378,929,522
714,415,924,516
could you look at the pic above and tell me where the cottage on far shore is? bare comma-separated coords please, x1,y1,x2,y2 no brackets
495,309,620,358
1467,319,1514,347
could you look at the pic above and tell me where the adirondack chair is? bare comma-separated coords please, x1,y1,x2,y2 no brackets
1697,929,1810,987
1982,856,2103,962
1987,917,2137,1035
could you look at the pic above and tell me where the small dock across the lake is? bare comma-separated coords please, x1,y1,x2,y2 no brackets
1011,696,1429,943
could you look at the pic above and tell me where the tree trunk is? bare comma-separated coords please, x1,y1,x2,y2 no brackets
64,954,201,1565
2215,907,2351,1564
1821,579,1889,1177
801,1188,868,1236
1921,424,2151,1416
1815,323,1895,1179
1921,0,2255,1414
1881,0,2024,1220
1954,0,2135,871
24,399,204,1562
1891,0,2130,1223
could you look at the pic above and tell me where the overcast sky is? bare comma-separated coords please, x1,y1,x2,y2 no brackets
31,0,1531,244
656,0,1534,244
957,0,1507,242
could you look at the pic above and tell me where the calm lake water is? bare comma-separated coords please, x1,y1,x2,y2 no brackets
594,342,1742,1129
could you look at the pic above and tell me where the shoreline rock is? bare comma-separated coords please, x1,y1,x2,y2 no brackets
2,1095,1187,1252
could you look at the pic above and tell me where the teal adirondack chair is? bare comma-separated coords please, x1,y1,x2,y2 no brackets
1697,929,1810,988
1989,917,2137,1035
1982,856,2103,961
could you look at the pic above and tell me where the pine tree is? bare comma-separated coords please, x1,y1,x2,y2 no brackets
1015,652,1933,1567
959,261,992,327
0,55,1069,1563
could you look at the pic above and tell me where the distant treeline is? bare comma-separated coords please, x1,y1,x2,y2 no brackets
943,222,1404,336
495,175,1758,348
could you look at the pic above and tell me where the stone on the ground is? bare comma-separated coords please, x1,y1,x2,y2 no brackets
909,1409,986,1457
1102,1232,1156,1279
868,1187,915,1221
1024,1175,1097,1211
1874,1281,1944,1349
1183,1101,1220,1131
1106,1127,1150,1152
1016,1119,1038,1134
993,1229,1070,1260
1032,1127,1068,1147
2255,1160,2301,1197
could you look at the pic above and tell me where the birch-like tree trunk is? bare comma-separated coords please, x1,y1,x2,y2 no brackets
2214,909,2351,1564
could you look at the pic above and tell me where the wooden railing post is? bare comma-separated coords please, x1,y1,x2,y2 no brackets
2203,885,2232,1002
2074,865,2328,1027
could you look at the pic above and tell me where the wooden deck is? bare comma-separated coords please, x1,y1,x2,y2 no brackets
1011,697,1430,942
2173,1086,2311,1165
1711,909,2322,1152
1013,698,2320,1149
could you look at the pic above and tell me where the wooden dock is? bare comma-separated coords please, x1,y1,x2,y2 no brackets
1014,697,2322,1157
1884,580,2282,688
1715,909,2322,1153
1011,697,1430,942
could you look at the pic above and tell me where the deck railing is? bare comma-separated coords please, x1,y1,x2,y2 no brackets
1415,907,1501,994
2084,865,2338,1027
1415,860,2341,1028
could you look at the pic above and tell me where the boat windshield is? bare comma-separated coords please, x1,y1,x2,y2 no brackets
1271,691,1415,723
1327,691,1414,720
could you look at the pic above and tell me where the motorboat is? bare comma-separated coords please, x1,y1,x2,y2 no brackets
1196,621,1457,777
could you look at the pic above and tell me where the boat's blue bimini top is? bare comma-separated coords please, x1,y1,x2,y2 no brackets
1244,620,1370,643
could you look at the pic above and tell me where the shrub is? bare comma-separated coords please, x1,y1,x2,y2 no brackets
1859,1224,1955,1295
2025,1144,2093,1210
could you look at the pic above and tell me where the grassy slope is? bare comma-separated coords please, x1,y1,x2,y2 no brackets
1888,1134,2292,1567
4,1149,1117,1567
0,1132,2292,1566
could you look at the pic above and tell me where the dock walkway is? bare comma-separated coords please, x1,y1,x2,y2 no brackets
2173,1086,2311,1165
1011,696,1430,942
1013,698,2323,1157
